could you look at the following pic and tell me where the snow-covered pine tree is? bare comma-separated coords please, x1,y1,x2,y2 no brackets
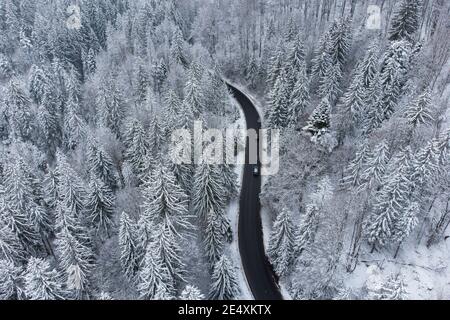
379,40,413,119
5,78,33,140
98,81,125,138
220,163,238,201
432,130,450,167
170,27,188,66
147,114,166,160
365,169,411,247
192,163,227,223
180,285,205,300
411,140,439,190
342,141,371,189
106,84,126,138
266,43,285,86
287,35,306,83
154,220,186,283
37,94,60,152
0,223,27,263
339,43,378,123
184,63,205,117
141,161,189,232
0,259,22,300
296,204,319,254
288,65,309,128
328,18,352,69
310,176,334,209
318,62,342,103
388,0,422,42
204,208,228,264
119,212,139,281
303,97,332,136
372,274,408,300
394,202,419,243
86,135,117,188
1,159,43,253
152,58,168,94
125,120,151,181
209,255,240,300
135,63,150,104
24,257,67,300
138,245,174,300
311,22,336,81
362,75,386,135
43,167,59,210
55,151,86,218
403,88,434,128
268,208,295,276
163,89,182,132
84,48,97,76
267,67,290,128
86,177,115,237
359,140,390,190
29,65,51,104
54,224,94,298
63,93,86,150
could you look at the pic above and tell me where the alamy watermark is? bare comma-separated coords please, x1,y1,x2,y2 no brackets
66,5,82,30
366,5,381,30
169,121,280,176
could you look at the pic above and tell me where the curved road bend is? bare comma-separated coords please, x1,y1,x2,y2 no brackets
226,83,283,300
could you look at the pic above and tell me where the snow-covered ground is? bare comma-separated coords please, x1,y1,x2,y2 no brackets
346,240,450,299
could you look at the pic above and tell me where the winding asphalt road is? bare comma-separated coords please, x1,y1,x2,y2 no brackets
226,83,283,300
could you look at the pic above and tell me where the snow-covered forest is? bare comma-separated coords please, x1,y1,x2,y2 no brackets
0,0,449,300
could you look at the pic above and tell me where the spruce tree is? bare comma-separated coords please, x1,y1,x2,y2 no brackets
389,0,422,42
86,136,117,188
141,162,189,232
55,152,86,218
318,62,342,103
266,44,285,86
0,259,22,300
360,141,390,190
204,208,227,264
209,255,240,300
119,212,139,281
1,160,43,253
64,94,86,150
86,177,115,237
365,169,411,247
170,27,188,66
154,220,185,283
268,208,295,276
297,203,322,255
403,89,434,128
303,98,332,136
394,202,419,243
24,257,67,300
342,142,371,189
412,140,439,189
0,224,27,263
180,285,205,300
138,245,173,300
267,68,290,128
288,66,309,127
184,63,205,117
5,79,33,139
55,224,94,297
192,164,227,223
